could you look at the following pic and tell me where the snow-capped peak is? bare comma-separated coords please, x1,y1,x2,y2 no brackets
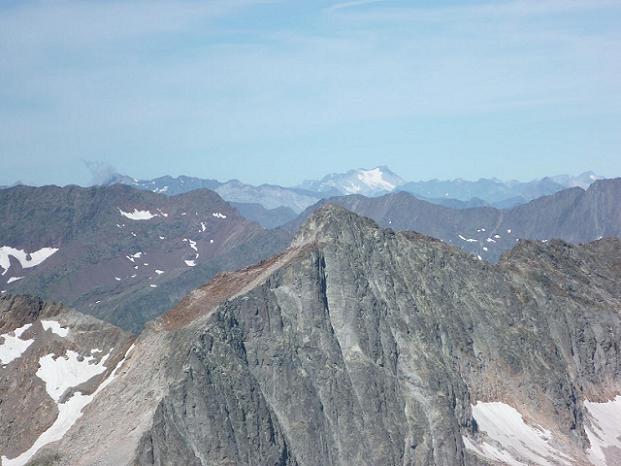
300,166,405,196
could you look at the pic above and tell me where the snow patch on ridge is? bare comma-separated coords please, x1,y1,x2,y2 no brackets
0,323,33,365
41,320,69,338
118,208,157,220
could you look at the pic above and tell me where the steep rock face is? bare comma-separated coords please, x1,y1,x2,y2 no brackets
26,207,621,465
289,178,621,262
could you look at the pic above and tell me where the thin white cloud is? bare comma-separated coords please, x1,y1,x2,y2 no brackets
325,0,386,13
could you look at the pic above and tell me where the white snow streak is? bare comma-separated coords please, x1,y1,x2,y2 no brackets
118,208,157,220
0,246,59,275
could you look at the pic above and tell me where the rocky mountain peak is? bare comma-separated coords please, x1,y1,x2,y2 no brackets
292,203,380,246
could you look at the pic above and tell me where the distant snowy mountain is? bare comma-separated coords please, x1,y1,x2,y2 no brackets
299,166,405,196
106,175,321,214
550,171,605,189
105,170,605,219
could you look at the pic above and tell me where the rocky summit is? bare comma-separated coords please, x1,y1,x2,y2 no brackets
3,205,620,465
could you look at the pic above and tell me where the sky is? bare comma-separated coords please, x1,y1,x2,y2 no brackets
1,0,620,187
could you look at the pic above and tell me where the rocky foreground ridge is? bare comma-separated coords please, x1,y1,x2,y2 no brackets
2,205,621,465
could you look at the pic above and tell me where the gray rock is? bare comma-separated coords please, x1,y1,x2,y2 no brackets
18,206,621,465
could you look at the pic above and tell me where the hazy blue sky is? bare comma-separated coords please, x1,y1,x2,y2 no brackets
1,0,620,186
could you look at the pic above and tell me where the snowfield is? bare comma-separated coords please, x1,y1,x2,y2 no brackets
464,401,572,466
584,396,621,466
118,208,158,220
2,345,135,466
37,350,110,402
0,323,34,365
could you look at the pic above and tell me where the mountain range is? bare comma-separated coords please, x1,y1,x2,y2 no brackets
2,166,621,466
2,177,619,336
2,206,620,465
289,178,621,262
107,168,605,222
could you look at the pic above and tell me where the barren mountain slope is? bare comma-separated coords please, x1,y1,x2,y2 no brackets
10,206,621,466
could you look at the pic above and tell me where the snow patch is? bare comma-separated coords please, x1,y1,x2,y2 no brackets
155,270,164,275
0,246,59,275
584,395,621,466
0,323,34,365
212,212,227,219
200,222,207,232
36,350,110,402
7,276,24,284
464,401,572,466
2,345,134,466
149,284,157,288
184,260,196,267
118,208,157,220
41,320,69,337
